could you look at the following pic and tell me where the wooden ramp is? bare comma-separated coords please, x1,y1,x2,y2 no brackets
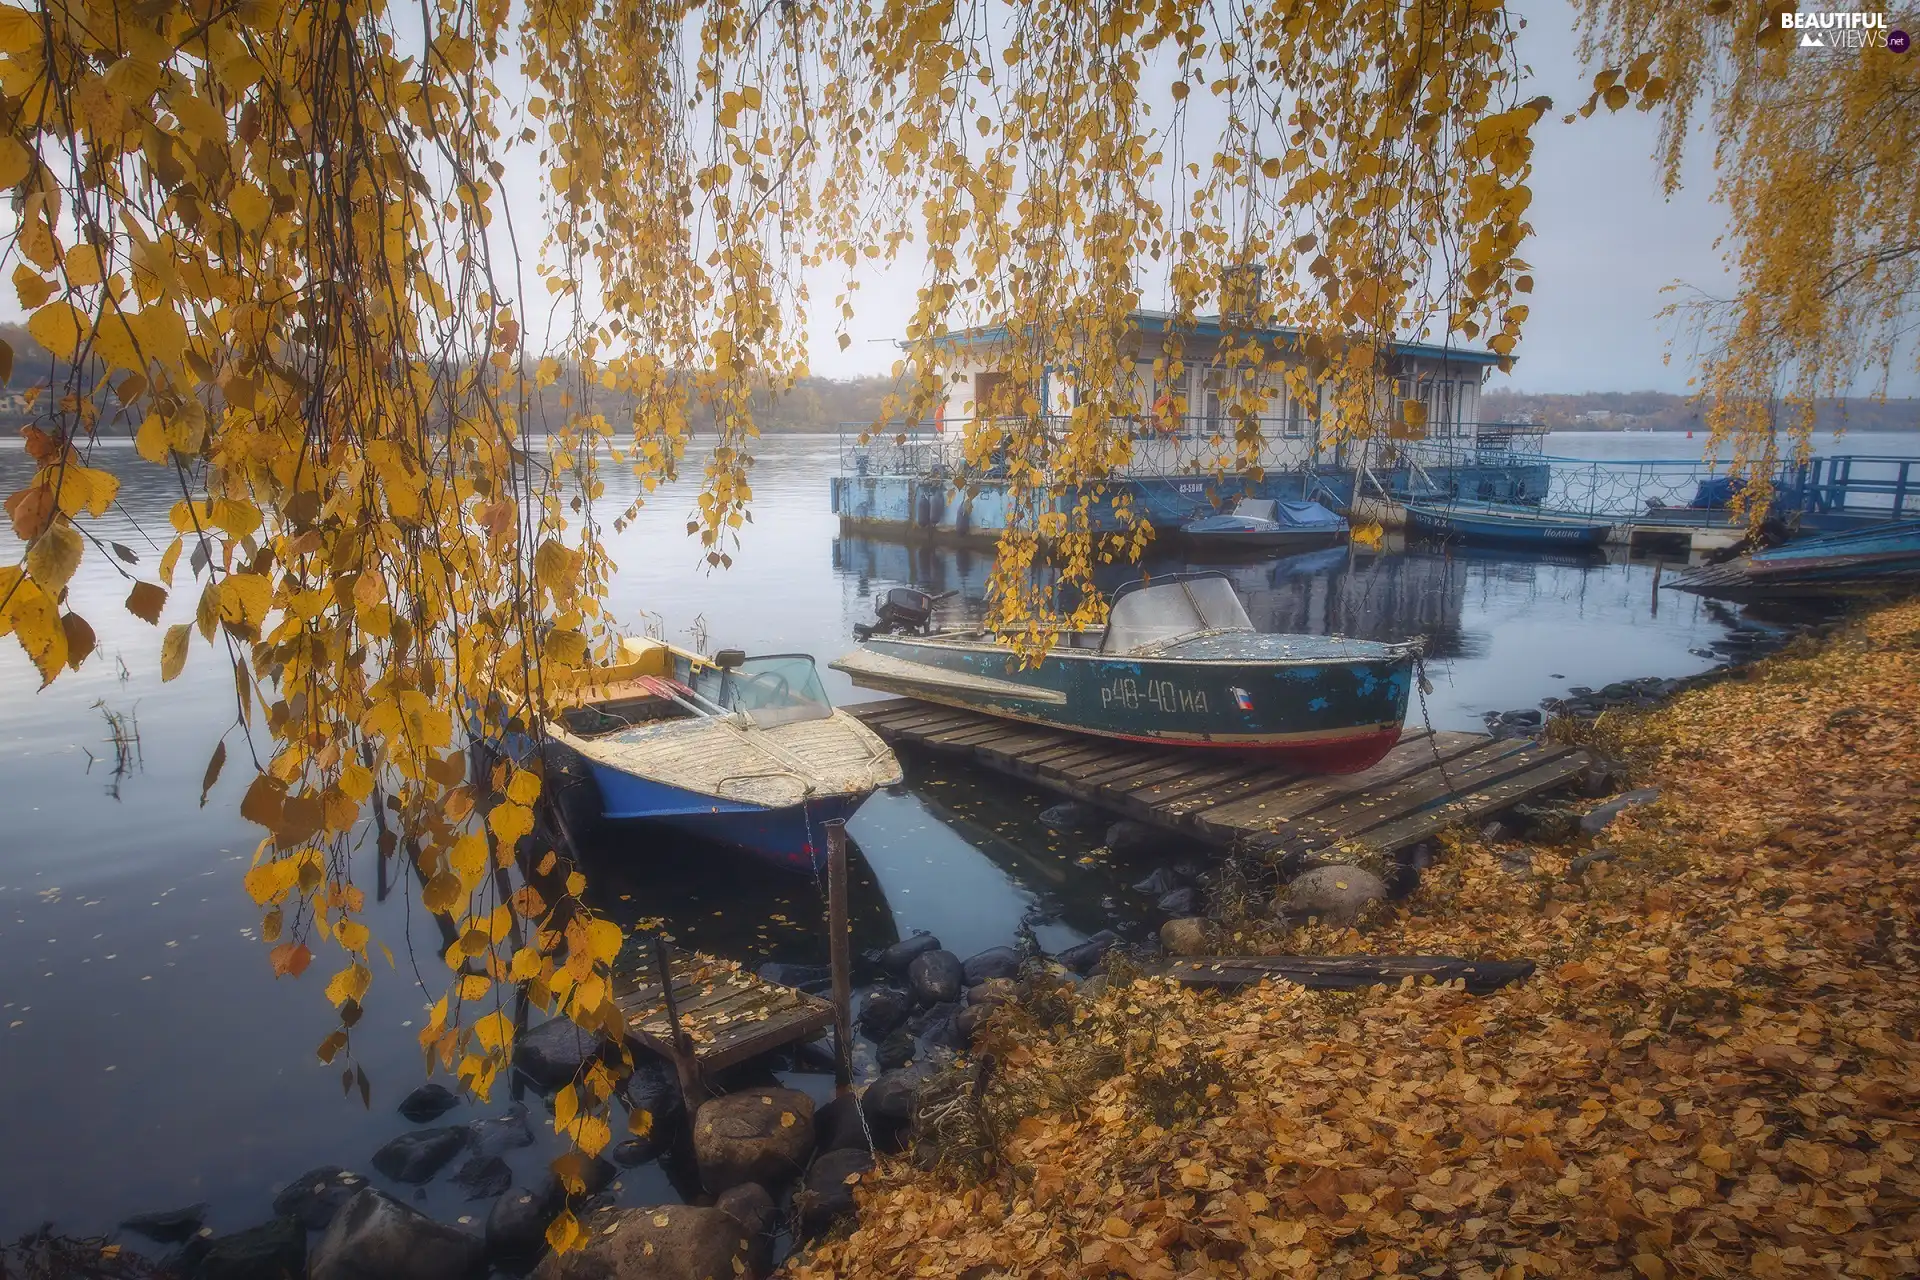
846,698,1591,855
613,945,832,1074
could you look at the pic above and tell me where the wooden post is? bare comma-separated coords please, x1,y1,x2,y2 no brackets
1651,559,1663,618
652,935,701,1105
825,820,854,1095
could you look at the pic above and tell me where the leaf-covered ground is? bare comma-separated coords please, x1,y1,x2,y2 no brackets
787,600,1920,1279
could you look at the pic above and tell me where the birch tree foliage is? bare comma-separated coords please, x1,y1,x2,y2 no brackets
0,0,1541,1236
1571,1,1920,499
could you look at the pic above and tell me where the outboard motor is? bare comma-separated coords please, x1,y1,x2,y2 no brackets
854,587,937,639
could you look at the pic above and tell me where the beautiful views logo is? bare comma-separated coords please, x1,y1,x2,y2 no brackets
1778,9,1905,50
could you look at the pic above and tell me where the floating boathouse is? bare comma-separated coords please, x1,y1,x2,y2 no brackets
829,310,1547,542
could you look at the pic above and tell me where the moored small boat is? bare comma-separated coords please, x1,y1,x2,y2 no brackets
1179,498,1350,557
832,571,1415,774
536,639,901,871
1667,519,1920,600
1404,500,1614,549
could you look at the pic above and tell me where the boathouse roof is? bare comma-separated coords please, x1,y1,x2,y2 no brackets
930,308,1507,368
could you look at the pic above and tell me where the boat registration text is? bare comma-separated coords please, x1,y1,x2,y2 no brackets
1101,677,1210,714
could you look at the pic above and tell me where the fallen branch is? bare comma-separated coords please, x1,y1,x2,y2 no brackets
1165,954,1535,996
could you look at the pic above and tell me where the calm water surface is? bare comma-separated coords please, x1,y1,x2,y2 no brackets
1,430,1914,1239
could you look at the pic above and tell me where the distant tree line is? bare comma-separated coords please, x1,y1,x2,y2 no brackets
1484,387,1920,432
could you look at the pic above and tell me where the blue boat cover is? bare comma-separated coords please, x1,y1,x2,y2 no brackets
1274,500,1345,529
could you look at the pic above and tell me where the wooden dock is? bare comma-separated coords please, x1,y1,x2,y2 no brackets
613,945,833,1075
846,698,1591,856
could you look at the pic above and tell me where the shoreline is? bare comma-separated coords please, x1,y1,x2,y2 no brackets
785,593,1920,1279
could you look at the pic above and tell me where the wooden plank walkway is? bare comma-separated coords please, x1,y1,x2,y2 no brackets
612,946,833,1074
846,698,1591,855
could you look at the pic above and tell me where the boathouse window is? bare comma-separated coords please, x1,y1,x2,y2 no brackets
1103,575,1255,654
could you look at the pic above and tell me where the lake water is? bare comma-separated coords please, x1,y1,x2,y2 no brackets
2,429,1915,1242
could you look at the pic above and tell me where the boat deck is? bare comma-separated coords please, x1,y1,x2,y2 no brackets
847,697,1592,855
613,945,833,1073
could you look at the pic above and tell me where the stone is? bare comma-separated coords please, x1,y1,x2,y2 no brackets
875,1028,915,1070
788,1035,838,1075
1155,886,1198,916
1082,974,1110,999
953,1005,983,1041
814,1093,870,1154
858,1070,920,1153
512,1018,604,1093
905,1000,961,1036
371,1125,470,1184
798,1148,875,1235
1283,865,1388,927
613,1135,663,1168
270,1167,368,1232
1501,708,1544,726
120,1203,210,1245
875,932,942,973
398,1082,461,1124
568,1156,618,1197
311,1189,483,1280
1511,803,1576,842
715,1183,776,1277
692,1088,816,1194
918,1010,968,1051
484,1178,561,1270
907,949,964,1005
857,987,914,1040
1479,820,1511,843
1580,788,1661,835
1131,867,1181,895
966,977,1022,1008
755,961,833,993
1039,800,1105,832
1104,819,1168,858
451,1155,514,1201
960,946,1022,985
467,1104,535,1157
194,1217,305,1280
529,1206,754,1280
622,1057,686,1129
1053,929,1120,975
1159,917,1216,957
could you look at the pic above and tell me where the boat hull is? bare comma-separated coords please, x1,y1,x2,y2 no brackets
1406,503,1613,549
840,634,1413,774
585,763,872,873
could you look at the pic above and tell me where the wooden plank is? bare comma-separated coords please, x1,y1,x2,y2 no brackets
1048,744,1163,782
1121,757,1281,813
695,1004,836,1073
1192,732,1492,836
843,697,922,722
1350,752,1592,852
1289,744,1580,851
1086,753,1200,790
1158,766,1309,820
868,706,986,739
978,727,1079,760
1010,737,1103,768
920,719,1019,748
1166,954,1535,996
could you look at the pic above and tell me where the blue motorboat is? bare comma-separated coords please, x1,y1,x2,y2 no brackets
543,640,902,871
1180,498,1349,556
1404,500,1614,549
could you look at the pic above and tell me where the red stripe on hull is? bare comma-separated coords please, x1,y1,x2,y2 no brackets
1095,726,1403,774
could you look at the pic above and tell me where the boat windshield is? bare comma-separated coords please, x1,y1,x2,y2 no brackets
699,655,836,727
1102,575,1254,654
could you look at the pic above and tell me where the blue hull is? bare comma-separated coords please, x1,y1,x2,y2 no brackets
586,763,870,873
1406,502,1612,549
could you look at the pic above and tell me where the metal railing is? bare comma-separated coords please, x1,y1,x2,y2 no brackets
838,418,1541,480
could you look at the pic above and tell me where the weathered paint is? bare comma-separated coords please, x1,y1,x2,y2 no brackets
850,632,1413,774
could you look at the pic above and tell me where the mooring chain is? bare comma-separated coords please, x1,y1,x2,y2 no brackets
1412,644,1456,797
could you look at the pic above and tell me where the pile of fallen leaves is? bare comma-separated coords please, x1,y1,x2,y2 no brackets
786,601,1920,1279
